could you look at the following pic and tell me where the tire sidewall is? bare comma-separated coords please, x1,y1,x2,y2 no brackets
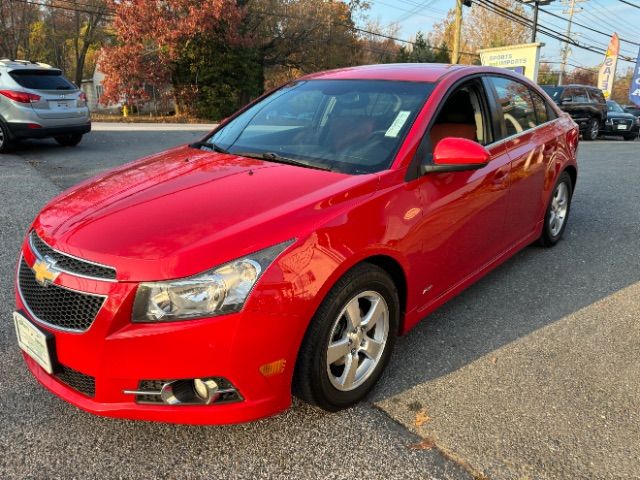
583,118,599,141
304,265,399,410
543,172,573,244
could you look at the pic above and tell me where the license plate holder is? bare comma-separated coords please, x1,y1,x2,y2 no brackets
14,311,58,374
617,124,627,130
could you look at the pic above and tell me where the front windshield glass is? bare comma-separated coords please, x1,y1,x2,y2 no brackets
607,101,624,113
204,79,434,174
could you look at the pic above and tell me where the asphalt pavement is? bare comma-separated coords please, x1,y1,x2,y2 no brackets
0,124,638,479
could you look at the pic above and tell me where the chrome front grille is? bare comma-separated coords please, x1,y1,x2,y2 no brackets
30,232,116,281
18,259,105,332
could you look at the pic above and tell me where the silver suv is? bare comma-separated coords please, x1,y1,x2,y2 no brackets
0,59,91,153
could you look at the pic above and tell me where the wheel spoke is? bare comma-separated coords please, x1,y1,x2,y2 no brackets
361,337,384,360
327,338,351,365
344,298,362,330
361,297,385,331
339,354,359,388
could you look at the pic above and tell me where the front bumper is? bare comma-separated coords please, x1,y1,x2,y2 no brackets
600,122,639,136
8,122,91,140
15,242,302,425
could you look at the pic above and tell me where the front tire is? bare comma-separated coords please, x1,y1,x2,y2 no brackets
623,133,637,141
538,171,573,247
54,133,83,147
582,118,599,141
293,263,399,411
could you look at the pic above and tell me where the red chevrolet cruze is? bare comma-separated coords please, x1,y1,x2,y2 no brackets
14,64,578,424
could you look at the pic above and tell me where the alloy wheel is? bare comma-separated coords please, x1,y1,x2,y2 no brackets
590,119,599,140
549,181,569,236
326,291,389,392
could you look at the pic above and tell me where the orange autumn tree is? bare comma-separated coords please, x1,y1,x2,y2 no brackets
100,0,245,115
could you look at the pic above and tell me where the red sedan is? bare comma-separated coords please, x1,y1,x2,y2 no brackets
14,64,578,424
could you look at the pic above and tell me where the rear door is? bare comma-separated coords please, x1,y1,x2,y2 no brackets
487,76,555,245
561,86,589,124
9,69,85,120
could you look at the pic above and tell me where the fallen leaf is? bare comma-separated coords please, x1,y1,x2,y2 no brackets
409,438,435,450
491,356,497,365
414,409,431,427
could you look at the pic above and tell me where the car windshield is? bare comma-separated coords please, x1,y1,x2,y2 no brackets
202,79,434,174
9,69,76,90
607,101,624,113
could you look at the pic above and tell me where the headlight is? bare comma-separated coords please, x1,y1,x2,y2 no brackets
132,240,293,322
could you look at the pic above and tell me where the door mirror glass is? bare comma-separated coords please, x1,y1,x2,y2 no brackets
422,137,490,174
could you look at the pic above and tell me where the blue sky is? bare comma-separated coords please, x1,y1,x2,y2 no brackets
362,0,640,73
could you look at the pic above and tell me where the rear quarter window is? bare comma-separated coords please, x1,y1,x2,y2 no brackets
9,70,76,90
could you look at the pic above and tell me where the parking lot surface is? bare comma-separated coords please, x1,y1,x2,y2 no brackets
1,124,638,479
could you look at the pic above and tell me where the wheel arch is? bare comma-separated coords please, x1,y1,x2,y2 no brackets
361,254,408,332
564,164,577,190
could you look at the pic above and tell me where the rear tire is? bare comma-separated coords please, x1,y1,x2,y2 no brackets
0,122,12,153
582,118,599,141
54,133,83,147
293,263,399,411
538,171,573,247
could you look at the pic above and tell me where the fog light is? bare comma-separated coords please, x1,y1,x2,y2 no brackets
193,378,219,405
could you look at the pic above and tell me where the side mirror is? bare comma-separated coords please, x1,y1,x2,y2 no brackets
421,137,490,175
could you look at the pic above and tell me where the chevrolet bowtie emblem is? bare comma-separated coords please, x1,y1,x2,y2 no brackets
32,257,60,286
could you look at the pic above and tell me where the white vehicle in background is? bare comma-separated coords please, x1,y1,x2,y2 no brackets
0,59,91,153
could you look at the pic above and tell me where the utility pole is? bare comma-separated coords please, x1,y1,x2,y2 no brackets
525,0,554,43
558,0,585,85
452,0,463,64
452,0,471,64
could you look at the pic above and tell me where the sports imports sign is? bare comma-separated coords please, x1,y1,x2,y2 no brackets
478,43,543,82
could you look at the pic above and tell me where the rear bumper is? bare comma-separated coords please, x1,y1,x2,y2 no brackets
7,122,91,140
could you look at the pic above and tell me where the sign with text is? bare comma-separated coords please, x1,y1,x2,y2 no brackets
478,43,543,82
598,33,619,99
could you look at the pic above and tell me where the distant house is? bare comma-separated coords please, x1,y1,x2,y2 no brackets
81,62,173,115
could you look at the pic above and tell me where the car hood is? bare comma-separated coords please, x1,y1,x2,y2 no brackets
34,146,379,281
607,111,636,120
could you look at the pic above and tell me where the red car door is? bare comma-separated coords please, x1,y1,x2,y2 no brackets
487,76,552,246
410,77,511,307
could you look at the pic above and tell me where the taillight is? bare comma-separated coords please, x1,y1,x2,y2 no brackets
0,90,41,103
78,91,87,107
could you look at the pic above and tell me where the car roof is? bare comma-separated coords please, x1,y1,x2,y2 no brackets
0,59,57,71
298,63,489,83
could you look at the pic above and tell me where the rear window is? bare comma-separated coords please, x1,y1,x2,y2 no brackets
9,70,76,90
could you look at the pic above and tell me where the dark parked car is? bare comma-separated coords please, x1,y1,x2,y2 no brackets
602,100,639,141
623,104,640,119
541,85,607,141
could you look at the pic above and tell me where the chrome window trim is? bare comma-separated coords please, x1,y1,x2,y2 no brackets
29,231,117,283
17,254,107,334
484,117,562,149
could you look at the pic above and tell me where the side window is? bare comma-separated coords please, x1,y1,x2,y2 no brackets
428,82,491,151
573,88,588,103
531,90,549,125
560,88,575,103
588,88,605,105
489,76,537,137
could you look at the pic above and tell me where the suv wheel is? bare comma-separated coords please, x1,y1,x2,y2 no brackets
55,134,83,147
0,122,12,153
623,133,637,141
583,118,599,141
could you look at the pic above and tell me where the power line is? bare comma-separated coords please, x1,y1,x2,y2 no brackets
616,0,640,9
475,0,634,63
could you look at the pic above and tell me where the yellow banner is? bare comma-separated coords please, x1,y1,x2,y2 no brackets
598,33,619,99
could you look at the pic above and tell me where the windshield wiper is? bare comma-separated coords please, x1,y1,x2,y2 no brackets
233,151,333,171
189,140,229,154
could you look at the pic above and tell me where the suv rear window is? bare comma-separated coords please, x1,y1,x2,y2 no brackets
9,70,76,90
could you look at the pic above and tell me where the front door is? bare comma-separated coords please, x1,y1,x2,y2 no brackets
411,79,511,306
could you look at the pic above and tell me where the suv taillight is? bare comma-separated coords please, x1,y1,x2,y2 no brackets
78,91,87,107
0,90,41,103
